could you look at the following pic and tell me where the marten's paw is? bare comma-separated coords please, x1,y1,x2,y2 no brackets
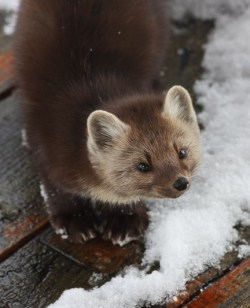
101,203,149,246
51,213,98,243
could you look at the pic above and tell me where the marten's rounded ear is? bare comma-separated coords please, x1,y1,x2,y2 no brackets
162,86,197,123
87,110,129,151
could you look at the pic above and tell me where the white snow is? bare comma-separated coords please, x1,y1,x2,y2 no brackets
0,0,19,10
111,235,139,246
40,182,49,203
171,0,250,20
238,245,250,258
21,128,29,148
0,0,19,35
3,0,250,307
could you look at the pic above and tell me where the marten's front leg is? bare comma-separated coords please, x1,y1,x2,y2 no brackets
96,201,149,245
40,181,99,243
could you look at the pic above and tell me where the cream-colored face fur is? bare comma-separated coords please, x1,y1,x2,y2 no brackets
87,86,200,204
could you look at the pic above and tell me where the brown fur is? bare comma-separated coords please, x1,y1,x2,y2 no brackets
14,0,200,244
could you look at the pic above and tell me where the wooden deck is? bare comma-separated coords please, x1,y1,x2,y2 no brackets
0,13,249,308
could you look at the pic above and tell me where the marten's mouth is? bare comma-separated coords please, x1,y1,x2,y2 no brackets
153,186,190,199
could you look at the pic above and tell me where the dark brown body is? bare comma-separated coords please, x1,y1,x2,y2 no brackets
15,0,199,244
15,0,168,190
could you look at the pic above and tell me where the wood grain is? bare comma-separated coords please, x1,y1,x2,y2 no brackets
0,95,49,262
187,258,250,308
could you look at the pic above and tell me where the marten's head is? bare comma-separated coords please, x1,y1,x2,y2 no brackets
87,86,200,204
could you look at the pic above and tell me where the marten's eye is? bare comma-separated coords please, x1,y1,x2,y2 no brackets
137,163,151,173
179,149,187,159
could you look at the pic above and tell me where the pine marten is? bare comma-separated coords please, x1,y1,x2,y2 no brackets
14,0,200,244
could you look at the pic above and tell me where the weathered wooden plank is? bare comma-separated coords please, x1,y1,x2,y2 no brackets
0,232,95,308
162,19,214,111
0,95,49,262
0,8,15,52
1,229,145,307
1,216,49,263
186,257,250,308
42,228,144,275
0,8,15,96
0,51,13,86
0,27,14,103
167,255,236,307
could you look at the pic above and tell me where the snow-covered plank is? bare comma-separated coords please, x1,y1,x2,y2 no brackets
167,241,250,307
1,226,249,308
186,257,250,307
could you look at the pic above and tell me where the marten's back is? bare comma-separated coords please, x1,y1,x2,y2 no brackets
14,0,169,190
15,0,168,103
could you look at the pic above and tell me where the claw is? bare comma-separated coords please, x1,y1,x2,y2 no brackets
111,235,138,246
81,232,88,241
88,231,96,239
55,228,65,235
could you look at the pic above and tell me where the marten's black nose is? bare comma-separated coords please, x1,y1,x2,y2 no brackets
174,177,189,191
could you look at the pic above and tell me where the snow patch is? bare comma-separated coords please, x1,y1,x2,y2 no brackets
40,183,49,203
171,0,250,20
0,0,20,10
0,0,20,35
238,245,250,259
21,129,29,148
